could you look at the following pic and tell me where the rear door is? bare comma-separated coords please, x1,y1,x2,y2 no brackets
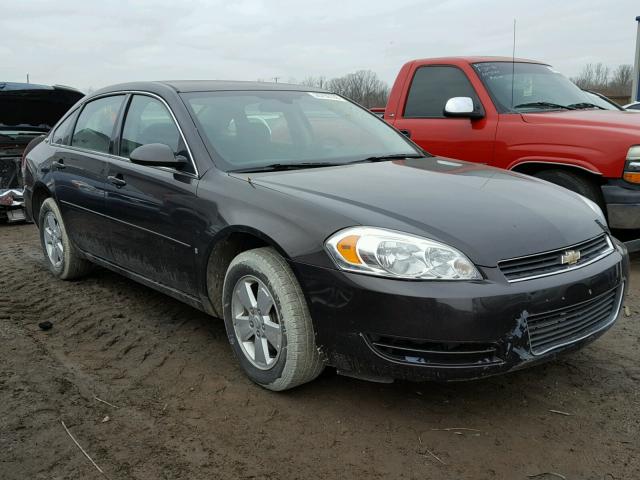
104,94,199,294
392,65,497,163
52,95,126,259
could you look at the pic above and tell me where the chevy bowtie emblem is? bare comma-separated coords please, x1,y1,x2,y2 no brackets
561,250,581,265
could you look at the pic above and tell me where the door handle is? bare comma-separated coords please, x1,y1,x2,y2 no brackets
53,159,66,169
399,129,411,138
108,175,127,187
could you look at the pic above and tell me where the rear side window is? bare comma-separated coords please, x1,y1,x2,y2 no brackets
51,112,76,145
71,95,125,154
120,95,182,159
404,66,479,118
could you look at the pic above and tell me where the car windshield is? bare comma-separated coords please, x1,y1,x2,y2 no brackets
182,90,420,171
473,62,602,113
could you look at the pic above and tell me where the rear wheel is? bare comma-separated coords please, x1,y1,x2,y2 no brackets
221,247,324,391
533,169,605,210
38,198,92,280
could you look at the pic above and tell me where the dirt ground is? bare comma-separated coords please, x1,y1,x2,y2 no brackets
0,223,638,480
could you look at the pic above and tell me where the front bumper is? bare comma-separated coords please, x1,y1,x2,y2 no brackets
292,241,628,382
602,179,640,229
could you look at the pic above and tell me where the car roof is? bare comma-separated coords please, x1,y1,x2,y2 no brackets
408,56,548,66
93,80,328,96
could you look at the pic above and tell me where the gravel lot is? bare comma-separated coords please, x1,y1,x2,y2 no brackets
1,223,638,480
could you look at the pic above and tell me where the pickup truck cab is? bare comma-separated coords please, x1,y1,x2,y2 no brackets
381,57,640,229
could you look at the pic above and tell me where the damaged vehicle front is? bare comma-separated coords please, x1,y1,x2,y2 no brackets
0,82,83,222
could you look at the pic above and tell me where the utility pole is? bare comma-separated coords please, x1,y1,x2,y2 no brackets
26,73,30,83
633,16,640,102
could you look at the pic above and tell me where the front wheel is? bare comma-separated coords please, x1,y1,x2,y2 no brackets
533,169,605,211
38,197,92,280
222,247,325,391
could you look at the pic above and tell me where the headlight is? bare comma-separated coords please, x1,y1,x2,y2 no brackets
623,146,640,184
325,227,482,280
579,195,606,223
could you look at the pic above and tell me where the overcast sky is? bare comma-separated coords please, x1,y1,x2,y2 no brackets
2,0,639,92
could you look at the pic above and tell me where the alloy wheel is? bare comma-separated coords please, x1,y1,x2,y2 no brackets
43,211,64,268
231,275,283,370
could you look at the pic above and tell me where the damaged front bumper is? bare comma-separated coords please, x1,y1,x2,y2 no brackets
292,239,628,383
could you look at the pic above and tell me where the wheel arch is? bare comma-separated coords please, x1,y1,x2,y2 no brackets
509,160,605,186
203,225,292,318
30,181,53,227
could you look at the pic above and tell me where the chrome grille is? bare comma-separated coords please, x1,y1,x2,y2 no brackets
527,285,622,355
499,234,613,282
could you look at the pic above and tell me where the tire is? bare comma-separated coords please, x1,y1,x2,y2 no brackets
38,197,92,280
533,169,605,210
222,247,324,391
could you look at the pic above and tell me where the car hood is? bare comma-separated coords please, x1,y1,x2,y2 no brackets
521,109,640,131
0,82,84,131
234,158,605,266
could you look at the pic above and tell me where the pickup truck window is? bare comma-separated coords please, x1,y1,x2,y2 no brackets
404,66,479,118
473,62,597,113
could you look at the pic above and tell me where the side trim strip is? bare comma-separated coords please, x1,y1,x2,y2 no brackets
60,200,191,248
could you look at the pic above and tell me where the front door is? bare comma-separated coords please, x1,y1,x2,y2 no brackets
104,94,200,294
392,65,498,164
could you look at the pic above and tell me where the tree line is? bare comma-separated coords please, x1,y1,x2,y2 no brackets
300,70,390,108
571,63,633,97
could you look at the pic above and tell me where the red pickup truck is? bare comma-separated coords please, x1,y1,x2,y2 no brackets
379,57,640,229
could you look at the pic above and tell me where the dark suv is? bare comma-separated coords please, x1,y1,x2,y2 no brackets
23,81,628,390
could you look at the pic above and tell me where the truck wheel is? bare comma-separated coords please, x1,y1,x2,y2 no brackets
38,198,92,280
533,169,605,210
222,247,325,391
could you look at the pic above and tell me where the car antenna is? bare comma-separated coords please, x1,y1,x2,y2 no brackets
511,18,516,111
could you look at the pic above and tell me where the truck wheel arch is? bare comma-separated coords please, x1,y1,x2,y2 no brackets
508,160,603,178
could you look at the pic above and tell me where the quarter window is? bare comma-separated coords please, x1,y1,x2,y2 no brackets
51,112,76,145
71,96,125,153
120,95,183,160
404,66,479,118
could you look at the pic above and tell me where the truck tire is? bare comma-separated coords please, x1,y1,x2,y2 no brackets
222,247,325,391
38,197,93,280
533,169,605,211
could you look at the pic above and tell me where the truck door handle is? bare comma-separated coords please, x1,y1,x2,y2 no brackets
399,129,411,138
53,159,65,169
107,175,127,187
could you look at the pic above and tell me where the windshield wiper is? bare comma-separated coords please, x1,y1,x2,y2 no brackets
513,102,574,110
566,102,606,110
230,162,342,173
347,153,426,164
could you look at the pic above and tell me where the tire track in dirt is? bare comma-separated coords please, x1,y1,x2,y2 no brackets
1,223,639,479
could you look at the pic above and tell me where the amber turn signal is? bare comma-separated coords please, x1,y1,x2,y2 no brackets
623,172,640,184
336,235,361,264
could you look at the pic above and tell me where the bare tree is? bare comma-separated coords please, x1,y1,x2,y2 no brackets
571,63,610,91
609,64,633,96
325,70,389,107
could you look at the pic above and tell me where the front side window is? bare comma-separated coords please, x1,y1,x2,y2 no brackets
71,95,125,154
51,111,77,145
183,90,419,171
474,62,599,112
404,66,480,118
120,95,183,160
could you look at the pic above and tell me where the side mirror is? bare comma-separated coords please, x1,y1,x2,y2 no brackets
443,97,484,119
129,143,187,167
